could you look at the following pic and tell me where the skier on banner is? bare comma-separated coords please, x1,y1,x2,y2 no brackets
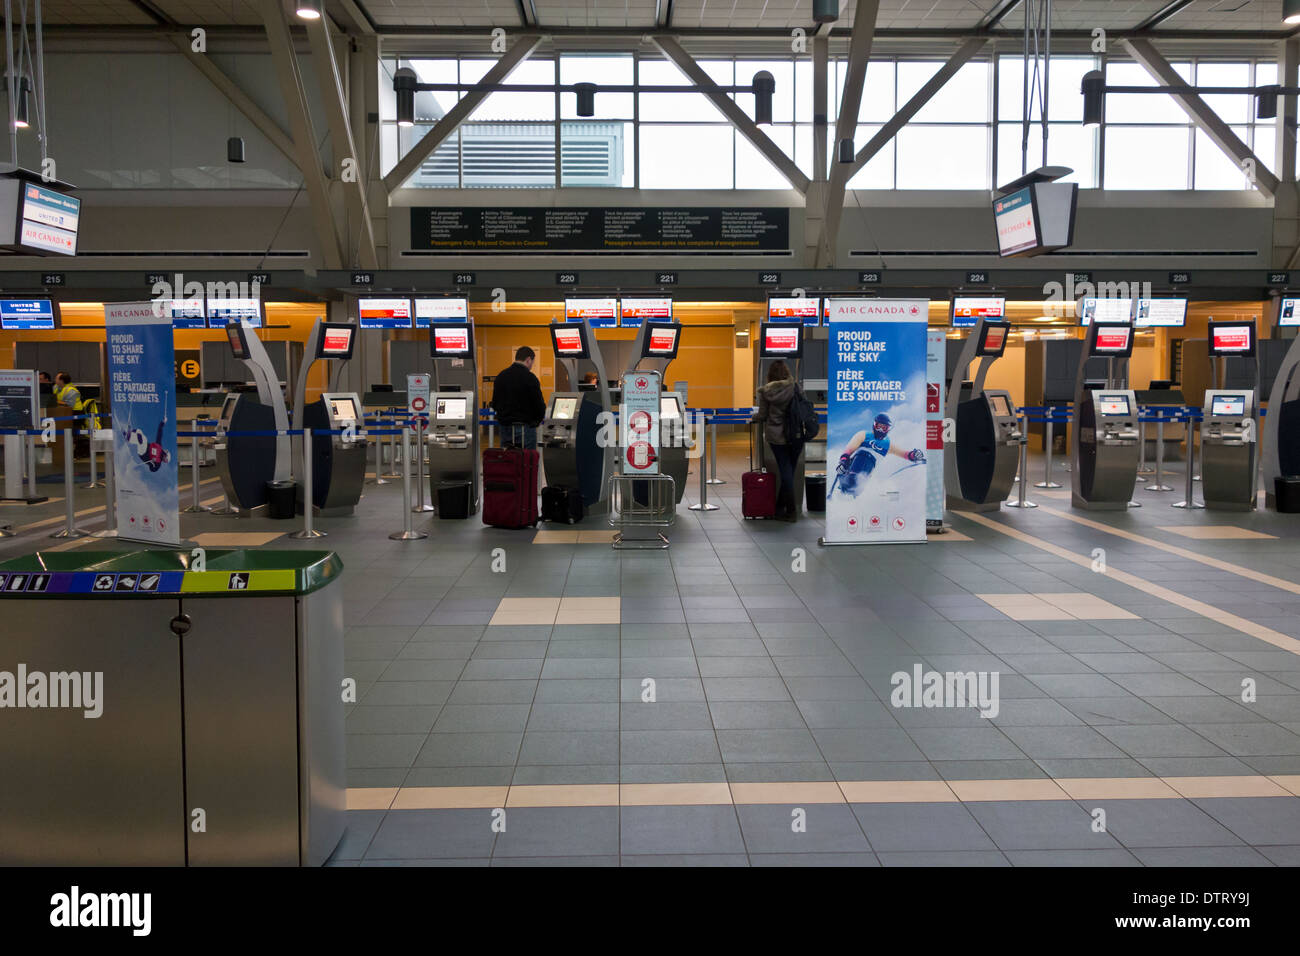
833,413,925,498
123,417,172,473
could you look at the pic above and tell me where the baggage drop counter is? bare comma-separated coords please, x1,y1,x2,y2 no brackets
0,549,346,867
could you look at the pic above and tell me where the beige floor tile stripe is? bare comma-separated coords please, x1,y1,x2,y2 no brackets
957,511,1300,656
1034,504,1300,597
346,774,1299,810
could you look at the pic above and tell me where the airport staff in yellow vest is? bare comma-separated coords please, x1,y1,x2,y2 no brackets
53,372,100,434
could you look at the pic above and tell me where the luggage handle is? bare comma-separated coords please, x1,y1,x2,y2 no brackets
750,422,767,473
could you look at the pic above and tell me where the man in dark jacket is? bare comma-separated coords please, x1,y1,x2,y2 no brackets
491,346,547,449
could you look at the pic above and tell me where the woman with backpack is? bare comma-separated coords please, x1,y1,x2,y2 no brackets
753,360,806,522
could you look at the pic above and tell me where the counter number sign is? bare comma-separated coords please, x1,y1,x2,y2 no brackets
965,271,989,285
1269,272,1290,286
858,271,882,284
453,272,476,285
41,272,65,286
758,272,782,286
351,272,374,286
655,272,678,285
556,272,579,286
1169,271,1191,285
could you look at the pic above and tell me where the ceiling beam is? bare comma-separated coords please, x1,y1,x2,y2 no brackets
258,0,345,270
1133,0,1196,32
126,0,174,26
817,0,881,267
844,37,988,179
330,0,377,36
383,34,543,192
977,0,1023,31
1123,36,1280,199
652,36,810,195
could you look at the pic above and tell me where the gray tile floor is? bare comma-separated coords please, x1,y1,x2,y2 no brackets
5,437,1300,866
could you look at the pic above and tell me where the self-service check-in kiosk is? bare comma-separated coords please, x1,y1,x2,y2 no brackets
541,320,615,515
944,319,1019,512
628,321,689,504
1202,389,1258,510
1072,318,1141,511
293,320,367,517
756,322,807,515
215,321,294,515
427,321,479,516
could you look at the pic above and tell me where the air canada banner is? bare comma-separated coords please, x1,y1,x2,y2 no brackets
824,299,929,545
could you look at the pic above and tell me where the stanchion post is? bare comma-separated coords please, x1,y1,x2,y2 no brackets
25,432,38,499
1137,419,1150,480
290,427,326,539
706,415,725,485
369,421,388,485
689,417,719,512
1147,413,1173,492
390,427,428,540
92,440,119,538
182,430,211,513
412,416,433,513
84,437,100,489
1173,413,1205,510
1005,412,1037,509
50,429,87,539
1035,417,1062,489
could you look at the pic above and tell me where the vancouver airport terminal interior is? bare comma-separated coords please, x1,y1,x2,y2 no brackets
9,0,1300,920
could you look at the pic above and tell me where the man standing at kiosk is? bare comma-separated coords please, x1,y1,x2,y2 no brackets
491,347,546,450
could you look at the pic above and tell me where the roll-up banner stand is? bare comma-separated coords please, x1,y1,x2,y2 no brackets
823,299,929,545
622,370,661,475
926,330,946,531
106,302,180,546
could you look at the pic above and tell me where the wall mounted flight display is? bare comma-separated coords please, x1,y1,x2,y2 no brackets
768,296,822,326
1276,298,1300,327
357,296,413,329
0,179,80,256
566,298,618,328
411,207,789,253
1135,298,1188,328
1079,298,1134,325
414,296,468,327
618,297,673,328
823,299,929,546
951,296,1005,329
207,297,262,328
158,298,206,329
0,298,56,330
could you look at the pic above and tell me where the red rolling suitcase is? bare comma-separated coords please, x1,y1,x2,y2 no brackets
742,426,777,520
482,446,539,529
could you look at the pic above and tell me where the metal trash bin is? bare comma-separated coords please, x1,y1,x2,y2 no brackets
0,549,346,867
265,479,297,519
805,474,827,512
1275,477,1300,514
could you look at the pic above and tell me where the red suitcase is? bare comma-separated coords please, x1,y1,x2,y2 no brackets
482,447,539,529
742,425,777,519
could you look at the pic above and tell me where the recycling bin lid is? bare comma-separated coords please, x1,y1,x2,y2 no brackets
0,549,342,598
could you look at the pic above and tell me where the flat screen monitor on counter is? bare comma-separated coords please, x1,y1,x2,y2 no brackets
430,322,475,359
1207,322,1256,357
760,323,802,359
549,322,591,360
317,323,356,360
1092,325,1134,357
642,323,681,360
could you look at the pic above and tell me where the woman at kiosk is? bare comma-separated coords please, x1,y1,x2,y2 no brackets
754,361,802,522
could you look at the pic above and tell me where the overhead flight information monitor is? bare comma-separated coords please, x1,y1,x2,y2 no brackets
565,298,618,328
208,297,263,328
760,323,803,358
550,322,591,359
952,296,1005,329
357,296,412,329
975,321,1011,357
414,296,469,327
643,323,681,360
317,323,356,360
1135,298,1187,328
1079,298,1134,326
160,298,206,329
1208,321,1256,357
1093,325,1135,357
619,297,673,328
0,298,56,330
431,322,475,358
767,296,822,326
1276,298,1300,327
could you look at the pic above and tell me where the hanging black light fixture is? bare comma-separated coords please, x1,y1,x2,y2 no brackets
813,0,839,23
574,82,597,118
295,0,323,20
752,71,775,125
838,137,854,164
227,136,246,163
13,76,29,129
394,67,417,128
1081,70,1106,127
1256,85,1281,120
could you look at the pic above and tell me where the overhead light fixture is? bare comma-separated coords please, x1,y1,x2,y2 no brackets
752,71,775,125
574,82,596,118
813,0,839,23
837,137,854,164
1286,0,1300,24
1257,84,1281,119
394,67,417,128
295,0,323,20
227,136,246,163
1081,70,1105,126
13,77,29,129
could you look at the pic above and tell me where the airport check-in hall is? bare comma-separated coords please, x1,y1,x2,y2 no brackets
5,0,1300,937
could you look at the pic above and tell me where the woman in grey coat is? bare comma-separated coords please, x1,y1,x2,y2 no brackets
754,360,802,521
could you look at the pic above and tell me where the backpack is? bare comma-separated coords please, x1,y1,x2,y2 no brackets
784,388,820,445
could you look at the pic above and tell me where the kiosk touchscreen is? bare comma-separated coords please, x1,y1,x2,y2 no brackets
551,396,578,421
1201,390,1258,511
324,393,361,425
317,323,356,360
760,323,803,359
642,323,681,361
431,322,474,358
1208,322,1256,357
550,323,590,360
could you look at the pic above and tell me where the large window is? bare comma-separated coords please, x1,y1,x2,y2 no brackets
381,52,1280,192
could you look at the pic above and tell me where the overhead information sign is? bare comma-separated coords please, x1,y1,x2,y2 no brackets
410,207,790,253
